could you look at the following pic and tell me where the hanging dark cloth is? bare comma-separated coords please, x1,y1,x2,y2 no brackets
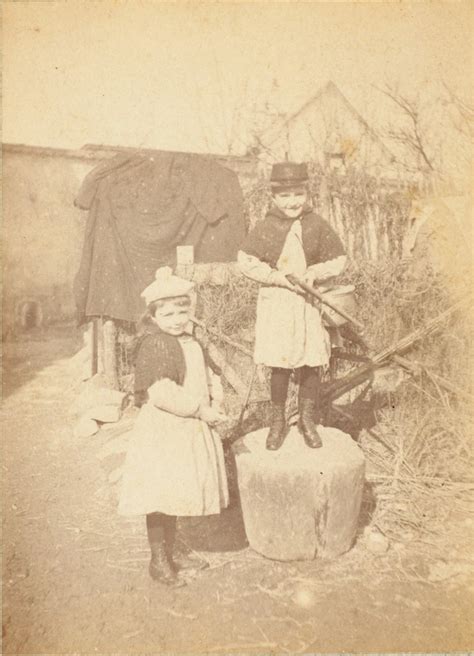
73,152,245,324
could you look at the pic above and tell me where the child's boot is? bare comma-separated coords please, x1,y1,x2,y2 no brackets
266,368,291,450
298,397,323,448
147,513,185,587
266,403,288,450
149,541,185,587
298,367,323,448
163,515,208,574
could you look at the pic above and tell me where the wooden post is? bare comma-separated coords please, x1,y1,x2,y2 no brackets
207,343,248,398
91,319,99,377
102,319,119,389
175,245,194,280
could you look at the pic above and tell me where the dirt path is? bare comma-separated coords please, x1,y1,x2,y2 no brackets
2,327,473,653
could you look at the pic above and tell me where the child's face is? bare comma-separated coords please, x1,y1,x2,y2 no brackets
152,300,191,336
272,186,308,219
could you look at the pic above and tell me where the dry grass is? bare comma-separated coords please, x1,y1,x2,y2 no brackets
193,252,473,552
351,256,473,543
195,268,258,338
114,172,472,556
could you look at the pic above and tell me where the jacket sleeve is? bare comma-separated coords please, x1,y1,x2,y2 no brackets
237,250,293,289
147,378,202,417
306,220,347,281
306,254,347,281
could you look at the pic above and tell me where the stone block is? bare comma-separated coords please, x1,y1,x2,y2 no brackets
233,425,365,561
74,417,99,438
86,404,122,423
69,374,127,416
96,435,131,461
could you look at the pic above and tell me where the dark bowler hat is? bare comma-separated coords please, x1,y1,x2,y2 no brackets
270,162,309,188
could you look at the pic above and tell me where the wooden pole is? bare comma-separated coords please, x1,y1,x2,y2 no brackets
91,319,99,377
323,296,469,403
102,319,119,389
391,354,474,403
207,342,248,397
190,316,253,358
286,274,365,332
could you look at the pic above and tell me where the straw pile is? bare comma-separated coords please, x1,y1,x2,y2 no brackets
195,253,473,552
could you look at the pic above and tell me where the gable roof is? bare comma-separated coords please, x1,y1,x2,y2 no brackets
260,81,397,164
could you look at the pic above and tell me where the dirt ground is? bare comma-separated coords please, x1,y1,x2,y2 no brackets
2,325,473,654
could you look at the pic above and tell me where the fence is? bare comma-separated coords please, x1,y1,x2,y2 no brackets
246,166,424,261
91,167,434,390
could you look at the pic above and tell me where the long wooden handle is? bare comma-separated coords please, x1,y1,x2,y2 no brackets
286,274,365,332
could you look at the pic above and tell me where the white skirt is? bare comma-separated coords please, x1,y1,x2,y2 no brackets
254,285,331,368
118,402,229,517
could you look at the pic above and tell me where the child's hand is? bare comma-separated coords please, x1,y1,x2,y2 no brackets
269,270,298,291
303,270,317,287
199,405,228,426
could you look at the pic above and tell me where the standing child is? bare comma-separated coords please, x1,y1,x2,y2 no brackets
118,267,229,587
238,162,346,450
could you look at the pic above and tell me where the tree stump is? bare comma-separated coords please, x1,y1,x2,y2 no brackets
233,426,365,561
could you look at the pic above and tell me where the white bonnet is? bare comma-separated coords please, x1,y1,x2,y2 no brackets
141,267,194,306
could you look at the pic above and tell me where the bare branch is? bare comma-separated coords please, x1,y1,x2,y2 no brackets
375,84,436,172
412,121,435,172
441,80,474,138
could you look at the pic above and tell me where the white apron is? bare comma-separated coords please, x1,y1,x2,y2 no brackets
253,220,331,368
118,338,229,517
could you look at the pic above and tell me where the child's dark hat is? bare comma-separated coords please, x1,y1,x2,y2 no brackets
270,162,309,188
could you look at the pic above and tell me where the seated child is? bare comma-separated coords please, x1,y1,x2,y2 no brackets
118,267,229,587
238,162,346,450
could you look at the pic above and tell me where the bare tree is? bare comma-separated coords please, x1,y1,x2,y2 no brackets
441,81,474,140
375,84,437,173
375,81,472,193
189,59,284,157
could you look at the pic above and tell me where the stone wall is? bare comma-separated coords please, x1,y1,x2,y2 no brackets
2,143,257,332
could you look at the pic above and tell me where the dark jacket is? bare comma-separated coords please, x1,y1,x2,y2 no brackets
240,206,345,268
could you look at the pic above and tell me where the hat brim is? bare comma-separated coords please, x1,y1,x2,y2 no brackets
270,180,308,190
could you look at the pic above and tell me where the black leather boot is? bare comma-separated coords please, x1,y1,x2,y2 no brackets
147,513,185,587
298,398,323,448
163,515,208,574
149,540,186,587
266,403,288,450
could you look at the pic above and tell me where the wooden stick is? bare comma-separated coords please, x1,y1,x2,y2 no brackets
392,354,474,402
207,342,248,397
238,364,258,420
286,274,365,332
330,403,396,455
331,350,372,364
191,315,253,358
372,296,467,363
323,296,468,403
231,364,258,439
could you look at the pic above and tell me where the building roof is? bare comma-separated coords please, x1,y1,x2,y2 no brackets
3,142,256,166
259,80,397,165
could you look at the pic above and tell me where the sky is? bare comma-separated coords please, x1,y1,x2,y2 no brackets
3,1,473,154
